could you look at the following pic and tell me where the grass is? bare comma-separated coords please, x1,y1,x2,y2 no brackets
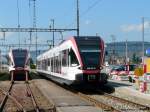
0,72,9,81
0,71,43,81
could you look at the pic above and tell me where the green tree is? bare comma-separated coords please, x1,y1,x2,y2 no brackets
29,58,36,69
132,53,141,64
29,58,34,65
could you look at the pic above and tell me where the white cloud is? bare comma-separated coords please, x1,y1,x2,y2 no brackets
120,21,150,32
85,20,91,25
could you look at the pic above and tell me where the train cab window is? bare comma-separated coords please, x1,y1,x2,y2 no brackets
12,50,27,67
69,49,79,66
76,40,101,67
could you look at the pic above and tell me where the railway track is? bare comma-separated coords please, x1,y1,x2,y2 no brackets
76,91,122,112
88,90,150,112
42,78,150,112
41,79,121,112
26,82,40,112
0,81,25,111
0,80,56,112
67,86,150,112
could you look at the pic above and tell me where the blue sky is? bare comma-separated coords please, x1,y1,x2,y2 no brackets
0,0,150,46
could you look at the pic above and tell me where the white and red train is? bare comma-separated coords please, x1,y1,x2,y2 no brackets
8,49,30,81
36,36,108,85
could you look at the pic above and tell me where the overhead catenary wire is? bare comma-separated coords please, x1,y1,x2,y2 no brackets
65,0,103,28
81,0,103,17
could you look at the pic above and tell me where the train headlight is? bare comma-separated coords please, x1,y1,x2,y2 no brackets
100,66,103,70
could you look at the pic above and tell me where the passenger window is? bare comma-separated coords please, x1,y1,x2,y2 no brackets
62,50,68,67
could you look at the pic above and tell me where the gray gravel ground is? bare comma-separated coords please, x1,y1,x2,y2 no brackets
104,80,150,111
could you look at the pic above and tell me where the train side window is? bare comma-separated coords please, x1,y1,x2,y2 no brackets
69,48,79,66
48,58,50,66
51,57,54,72
62,50,67,67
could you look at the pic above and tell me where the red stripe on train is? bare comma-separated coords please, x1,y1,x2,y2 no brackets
82,70,100,74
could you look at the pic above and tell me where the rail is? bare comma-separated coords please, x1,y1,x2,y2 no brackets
0,82,26,112
26,81,40,112
26,81,56,112
77,92,122,112
96,90,150,111
47,79,122,112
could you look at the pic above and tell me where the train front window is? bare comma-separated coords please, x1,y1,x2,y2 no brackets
75,37,101,68
78,44,100,67
12,50,27,67
80,50,100,67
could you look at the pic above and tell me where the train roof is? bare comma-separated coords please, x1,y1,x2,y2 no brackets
59,36,102,45
37,36,103,60
11,48,27,51
74,36,101,40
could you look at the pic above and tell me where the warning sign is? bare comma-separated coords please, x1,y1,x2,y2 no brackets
134,68,144,76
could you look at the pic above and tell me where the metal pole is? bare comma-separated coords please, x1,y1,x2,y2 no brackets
35,33,38,65
60,32,63,41
125,39,128,64
33,0,36,28
29,32,32,68
77,0,80,37
142,17,145,65
51,19,55,47
111,35,116,64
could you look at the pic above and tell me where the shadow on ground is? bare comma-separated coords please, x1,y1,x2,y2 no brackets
107,80,133,88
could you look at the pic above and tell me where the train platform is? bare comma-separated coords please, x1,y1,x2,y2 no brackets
107,79,150,106
32,79,103,112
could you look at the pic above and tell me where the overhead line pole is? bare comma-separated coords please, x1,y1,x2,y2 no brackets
33,0,36,28
77,0,80,37
51,19,55,47
142,17,145,65
17,0,21,48
125,39,128,64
